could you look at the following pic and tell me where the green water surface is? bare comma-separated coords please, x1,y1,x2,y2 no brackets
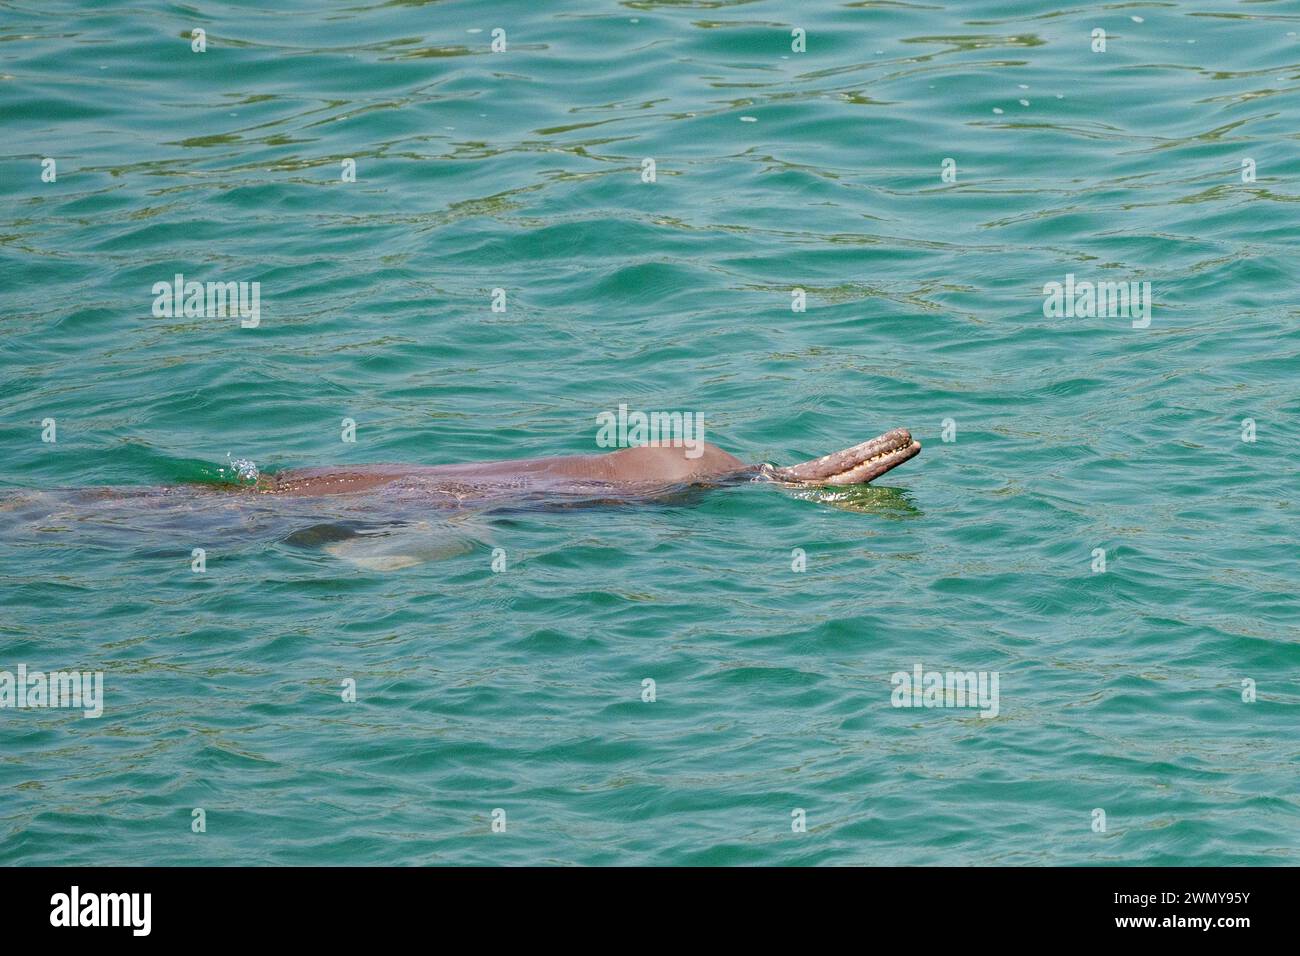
1,0,1298,865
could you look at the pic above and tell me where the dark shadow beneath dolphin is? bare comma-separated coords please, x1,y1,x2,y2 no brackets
283,521,383,549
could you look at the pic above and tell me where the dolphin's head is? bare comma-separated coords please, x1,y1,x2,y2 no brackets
762,428,921,486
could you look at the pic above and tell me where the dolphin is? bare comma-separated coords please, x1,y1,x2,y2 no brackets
0,429,920,569
250,428,922,503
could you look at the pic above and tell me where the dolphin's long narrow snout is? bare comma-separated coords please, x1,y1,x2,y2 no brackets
762,428,921,486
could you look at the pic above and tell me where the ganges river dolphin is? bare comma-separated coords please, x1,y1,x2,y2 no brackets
0,429,920,569
251,428,922,503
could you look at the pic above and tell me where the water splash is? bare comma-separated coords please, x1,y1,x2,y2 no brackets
224,453,260,484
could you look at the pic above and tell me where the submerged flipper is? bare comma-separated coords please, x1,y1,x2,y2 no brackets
284,519,482,571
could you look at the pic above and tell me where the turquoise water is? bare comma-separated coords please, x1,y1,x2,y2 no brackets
2,0,1298,866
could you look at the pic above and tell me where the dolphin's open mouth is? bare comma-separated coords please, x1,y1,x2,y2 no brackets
763,428,921,486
